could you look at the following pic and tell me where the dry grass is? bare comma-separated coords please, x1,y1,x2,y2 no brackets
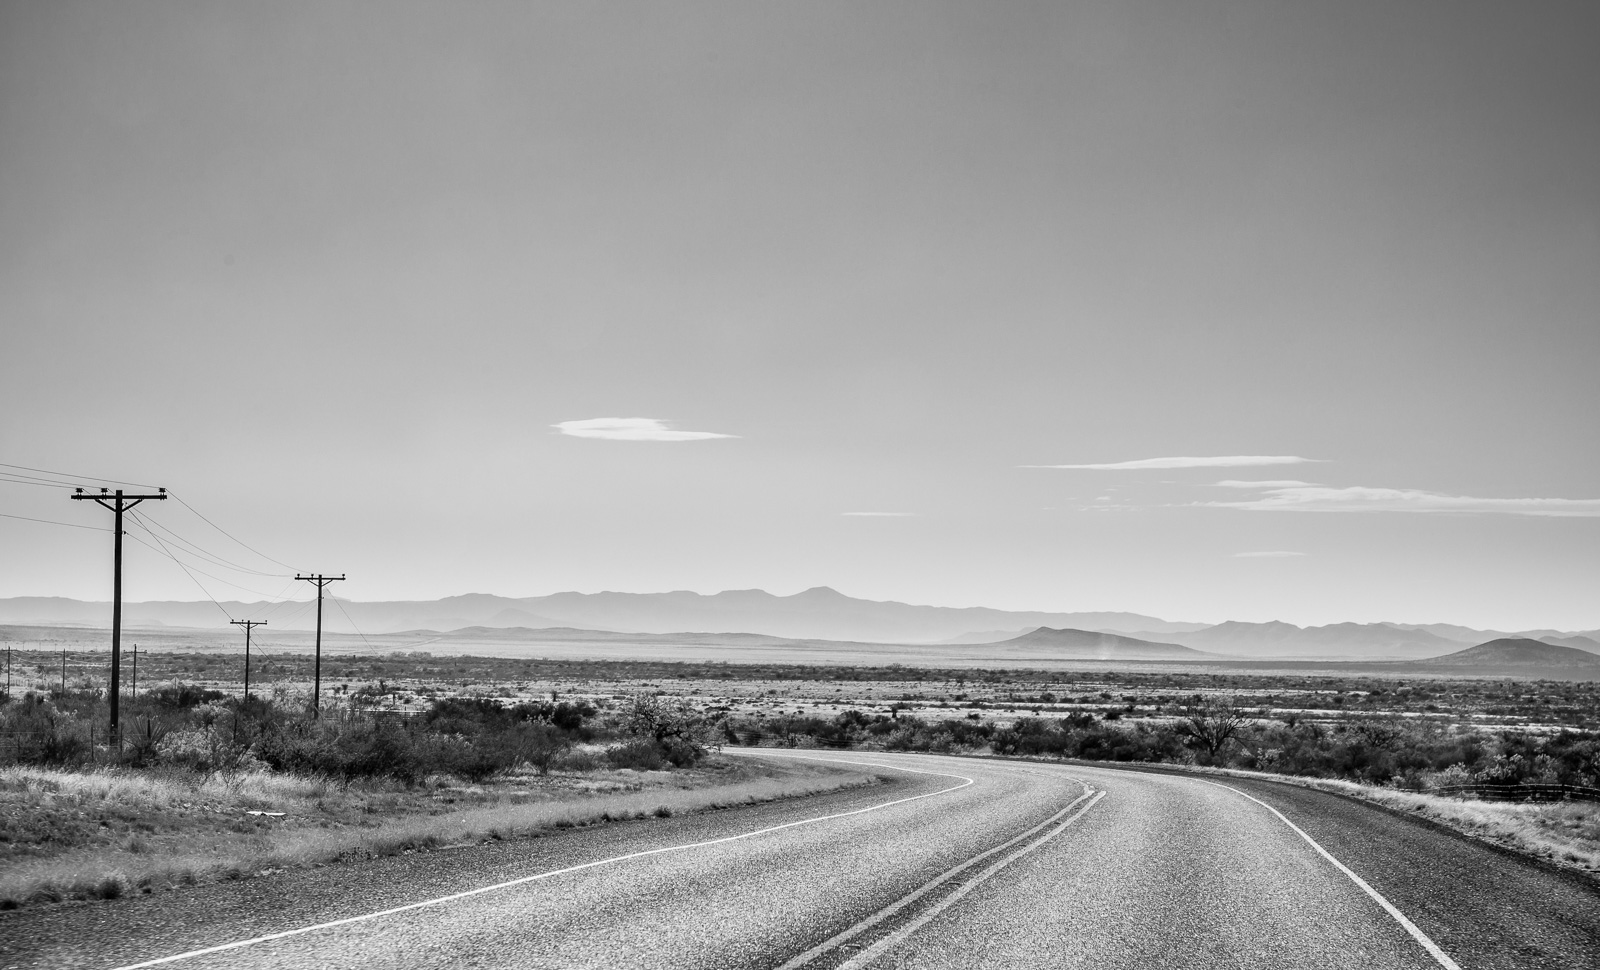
1167,764,1600,877
1297,778,1600,874
0,755,878,909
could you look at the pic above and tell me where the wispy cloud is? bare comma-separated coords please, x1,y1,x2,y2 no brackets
1213,479,1317,489
1232,550,1308,558
1025,456,1321,471
553,418,737,441
1202,485,1600,517
841,511,917,517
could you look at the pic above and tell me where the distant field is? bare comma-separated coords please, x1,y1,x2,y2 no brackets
5,623,1597,681
5,643,1597,731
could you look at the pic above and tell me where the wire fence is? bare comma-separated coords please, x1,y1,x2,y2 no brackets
1422,783,1600,803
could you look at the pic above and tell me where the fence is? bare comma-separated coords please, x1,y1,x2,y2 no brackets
1424,783,1600,803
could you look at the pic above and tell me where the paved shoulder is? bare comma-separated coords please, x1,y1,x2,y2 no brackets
1216,772,1600,970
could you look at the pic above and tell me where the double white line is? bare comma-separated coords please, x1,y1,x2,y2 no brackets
777,783,1105,969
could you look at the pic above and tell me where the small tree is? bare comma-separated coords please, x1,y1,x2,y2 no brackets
1176,698,1248,761
624,694,712,765
515,722,573,775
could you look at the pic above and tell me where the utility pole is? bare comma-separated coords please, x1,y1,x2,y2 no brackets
230,620,266,701
130,643,138,701
60,647,66,695
72,486,166,745
294,574,344,716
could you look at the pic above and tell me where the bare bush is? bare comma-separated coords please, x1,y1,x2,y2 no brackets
1174,698,1250,761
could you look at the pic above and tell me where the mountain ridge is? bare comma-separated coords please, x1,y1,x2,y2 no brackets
0,593,1594,658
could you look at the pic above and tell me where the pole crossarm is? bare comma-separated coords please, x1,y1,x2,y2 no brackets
72,489,168,509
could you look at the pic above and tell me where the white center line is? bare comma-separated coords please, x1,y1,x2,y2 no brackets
835,790,1108,969
776,785,1098,970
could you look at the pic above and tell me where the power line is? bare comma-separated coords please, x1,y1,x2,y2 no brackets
260,597,317,626
124,521,284,601
0,474,81,491
246,578,307,621
167,490,302,573
329,594,377,652
254,596,316,625
0,511,114,531
130,509,288,578
0,461,160,490
122,529,237,620
0,470,78,486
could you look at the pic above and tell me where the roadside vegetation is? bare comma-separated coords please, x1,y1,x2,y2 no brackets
0,755,873,910
3,648,1597,898
725,700,1600,876
724,699,1600,787
0,684,877,909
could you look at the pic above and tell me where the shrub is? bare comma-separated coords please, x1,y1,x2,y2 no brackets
606,740,667,771
145,685,229,711
0,696,93,766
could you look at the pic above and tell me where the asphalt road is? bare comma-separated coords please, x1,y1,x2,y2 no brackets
2,753,1596,969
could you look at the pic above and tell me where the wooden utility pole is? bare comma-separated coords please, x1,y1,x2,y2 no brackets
130,643,137,700
230,620,266,701
71,486,166,744
294,574,344,716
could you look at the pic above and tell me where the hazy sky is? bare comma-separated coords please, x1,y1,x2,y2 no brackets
3,1,1597,629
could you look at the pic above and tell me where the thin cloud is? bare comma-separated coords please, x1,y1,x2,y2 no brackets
841,511,917,517
553,418,737,441
1025,456,1321,471
1233,550,1308,558
1202,485,1600,517
1213,479,1318,489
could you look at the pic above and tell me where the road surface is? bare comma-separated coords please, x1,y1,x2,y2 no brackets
2,752,1596,969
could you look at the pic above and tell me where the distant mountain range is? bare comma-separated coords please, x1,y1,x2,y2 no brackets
1,589,1595,662
0,589,1197,643
1126,621,1466,660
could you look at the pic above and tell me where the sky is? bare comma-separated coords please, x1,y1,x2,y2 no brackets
2,1,1597,630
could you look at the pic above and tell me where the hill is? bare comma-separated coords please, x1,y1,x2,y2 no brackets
1420,638,1600,668
1540,634,1600,654
994,628,1212,660
1144,620,1464,660
0,589,1195,643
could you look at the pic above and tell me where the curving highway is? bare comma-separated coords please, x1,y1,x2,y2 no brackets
2,752,1597,969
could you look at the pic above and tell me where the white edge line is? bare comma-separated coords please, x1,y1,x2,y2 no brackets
1199,780,1463,970
838,790,1107,969
107,760,974,970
